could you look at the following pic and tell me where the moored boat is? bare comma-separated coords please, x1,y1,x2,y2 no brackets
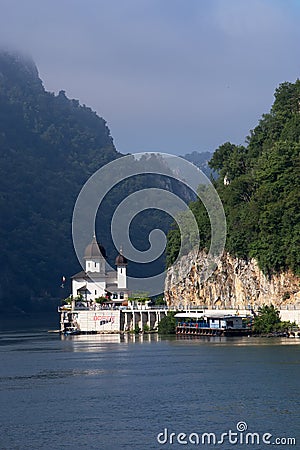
175,311,252,337
64,326,80,335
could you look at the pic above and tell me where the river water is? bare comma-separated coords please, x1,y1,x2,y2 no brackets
0,314,299,449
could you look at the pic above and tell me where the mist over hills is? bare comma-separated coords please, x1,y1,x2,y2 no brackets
2,51,298,313
0,51,121,312
0,51,192,312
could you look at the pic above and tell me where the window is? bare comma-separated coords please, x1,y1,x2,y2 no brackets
120,292,124,300
120,268,122,274
95,290,97,295
112,292,118,299
95,262,97,267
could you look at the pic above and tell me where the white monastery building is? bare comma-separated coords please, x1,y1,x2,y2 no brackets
71,236,128,304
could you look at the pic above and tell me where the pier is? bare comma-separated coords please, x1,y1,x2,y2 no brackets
176,324,251,337
59,303,300,334
59,305,169,334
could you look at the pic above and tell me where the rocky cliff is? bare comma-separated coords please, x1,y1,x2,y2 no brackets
165,250,300,309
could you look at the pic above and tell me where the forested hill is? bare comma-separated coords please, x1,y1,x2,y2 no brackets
0,52,192,313
167,80,300,276
0,51,121,312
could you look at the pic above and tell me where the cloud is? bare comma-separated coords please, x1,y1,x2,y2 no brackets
213,0,286,38
0,0,299,154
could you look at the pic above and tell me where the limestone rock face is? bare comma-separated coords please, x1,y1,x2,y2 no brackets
165,251,300,310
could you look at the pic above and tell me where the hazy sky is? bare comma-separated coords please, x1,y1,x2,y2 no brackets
1,0,300,155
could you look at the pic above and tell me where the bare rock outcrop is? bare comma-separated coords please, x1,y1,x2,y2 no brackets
165,250,300,309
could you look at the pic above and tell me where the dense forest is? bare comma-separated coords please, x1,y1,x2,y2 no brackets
167,80,300,277
0,51,120,312
0,52,189,313
2,51,299,313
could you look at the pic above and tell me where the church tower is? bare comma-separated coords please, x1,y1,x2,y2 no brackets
115,250,127,289
84,235,106,274
71,237,128,302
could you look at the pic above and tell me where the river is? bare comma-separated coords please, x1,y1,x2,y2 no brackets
0,313,299,449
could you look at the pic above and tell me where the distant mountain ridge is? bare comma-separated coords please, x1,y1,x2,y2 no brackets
181,150,215,178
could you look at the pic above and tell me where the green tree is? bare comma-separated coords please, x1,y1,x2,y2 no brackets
166,79,300,277
158,311,177,335
253,305,281,334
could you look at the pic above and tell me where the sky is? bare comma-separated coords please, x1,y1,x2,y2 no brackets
1,0,300,155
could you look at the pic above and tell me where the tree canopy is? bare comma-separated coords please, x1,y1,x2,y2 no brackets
252,305,291,334
167,80,300,277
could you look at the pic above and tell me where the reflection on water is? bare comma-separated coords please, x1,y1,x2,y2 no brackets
175,334,300,346
61,332,300,355
61,332,161,352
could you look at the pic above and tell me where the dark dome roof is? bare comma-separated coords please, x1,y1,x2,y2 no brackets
115,253,128,265
84,236,106,259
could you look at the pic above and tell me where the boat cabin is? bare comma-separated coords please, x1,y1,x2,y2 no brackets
175,312,251,336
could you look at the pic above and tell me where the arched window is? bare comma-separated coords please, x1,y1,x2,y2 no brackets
112,292,118,299
120,292,124,300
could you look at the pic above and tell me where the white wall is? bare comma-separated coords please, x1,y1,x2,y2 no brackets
85,257,105,273
72,278,107,301
117,266,127,289
72,279,84,298
280,310,300,326
76,310,120,332
87,280,106,300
